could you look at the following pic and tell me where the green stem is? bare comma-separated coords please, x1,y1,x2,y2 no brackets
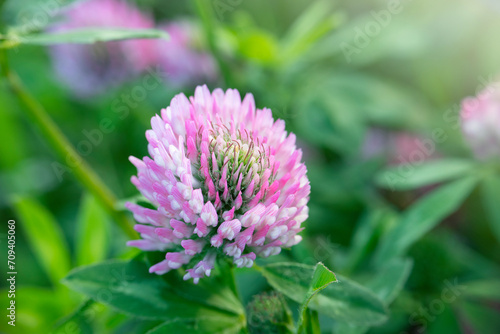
193,0,233,87
0,50,136,239
53,299,95,331
221,258,240,300
299,309,321,334
228,263,240,300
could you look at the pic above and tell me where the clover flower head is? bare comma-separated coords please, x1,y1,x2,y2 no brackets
49,0,158,97
127,85,310,283
461,84,500,159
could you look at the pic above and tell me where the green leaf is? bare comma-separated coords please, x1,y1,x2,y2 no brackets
297,263,337,332
259,262,387,325
445,233,500,279
63,258,244,320
144,251,244,316
426,306,462,334
373,176,478,266
146,315,245,334
294,71,430,156
308,263,337,291
343,208,398,272
334,259,412,334
365,258,413,305
0,287,71,334
481,174,500,243
52,299,95,334
375,159,476,191
9,28,168,46
296,72,429,148
459,301,500,334
13,196,71,285
76,194,109,266
462,280,500,301
302,309,321,334
280,0,343,63
238,30,279,64
0,87,30,168
295,91,366,156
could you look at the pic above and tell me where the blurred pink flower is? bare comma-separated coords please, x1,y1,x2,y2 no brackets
156,21,217,87
49,0,158,97
461,84,500,159
127,85,310,283
362,128,438,165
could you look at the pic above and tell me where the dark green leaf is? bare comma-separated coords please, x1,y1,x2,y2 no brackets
297,263,337,332
459,301,500,334
302,309,321,334
63,258,243,320
146,315,245,334
481,174,500,243
375,159,476,191
365,258,413,305
426,306,462,334
260,262,387,325
373,176,478,266
343,208,398,272
463,280,500,301
333,259,412,334
295,92,365,156
144,251,244,316
52,299,95,334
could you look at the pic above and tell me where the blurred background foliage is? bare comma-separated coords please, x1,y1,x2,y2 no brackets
0,0,500,333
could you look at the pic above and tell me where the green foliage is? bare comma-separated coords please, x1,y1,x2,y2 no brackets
13,196,71,286
406,235,461,293
279,0,343,64
374,176,479,265
63,257,244,323
146,316,244,334
463,279,500,302
481,174,500,243
297,263,337,332
294,71,428,156
76,193,109,266
0,287,71,334
52,299,95,334
376,159,477,191
259,262,388,325
343,208,398,272
366,258,413,305
246,292,294,334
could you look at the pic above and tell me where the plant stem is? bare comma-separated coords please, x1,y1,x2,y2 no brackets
53,299,95,331
228,263,240,299
0,50,137,239
193,0,233,87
